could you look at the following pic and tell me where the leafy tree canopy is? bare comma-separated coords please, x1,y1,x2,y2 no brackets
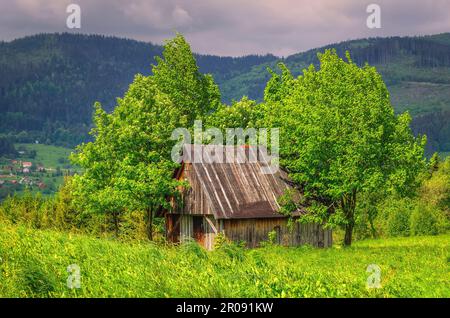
71,34,219,239
259,50,427,245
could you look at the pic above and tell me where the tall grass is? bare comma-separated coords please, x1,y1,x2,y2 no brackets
0,223,448,298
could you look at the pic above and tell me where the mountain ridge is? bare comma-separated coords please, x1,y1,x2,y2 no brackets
1,32,449,154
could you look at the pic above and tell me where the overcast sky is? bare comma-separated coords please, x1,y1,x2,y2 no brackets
1,0,450,56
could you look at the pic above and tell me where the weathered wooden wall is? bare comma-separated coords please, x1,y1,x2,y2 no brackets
222,218,332,248
175,163,214,216
202,215,217,250
180,214,193,242
166,213,218,250
165,214,180,243
168,213,331,249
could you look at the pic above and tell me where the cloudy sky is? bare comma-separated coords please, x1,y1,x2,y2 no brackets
1,0,450,56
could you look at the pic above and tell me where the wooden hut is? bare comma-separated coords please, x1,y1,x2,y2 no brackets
165,144,332,249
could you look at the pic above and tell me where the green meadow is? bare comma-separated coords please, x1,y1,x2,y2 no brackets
0,223,448,298
15,143,73,168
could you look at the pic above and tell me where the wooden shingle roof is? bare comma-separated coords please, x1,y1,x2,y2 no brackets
180,144,303,219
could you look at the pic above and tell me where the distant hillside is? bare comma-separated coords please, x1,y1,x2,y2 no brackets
220,34,450,155
0,33,276,147
222,34,450,112
0,32,449,154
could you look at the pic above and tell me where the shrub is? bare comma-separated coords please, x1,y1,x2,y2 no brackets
260,229,280,247
212,233,246,261
213,232,228,250
410,204,448,236
354,205,377,240
118,210,148,242
217,242,246,262
387,208,411,237
379,198,414,237
21,258,57,297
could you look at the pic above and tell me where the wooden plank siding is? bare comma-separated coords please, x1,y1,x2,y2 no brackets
167,213,331,249
222,218,331,248
175,163,214,216
180,215,193,243
203,215,217,250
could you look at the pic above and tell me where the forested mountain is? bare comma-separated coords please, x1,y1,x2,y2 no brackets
0,33,275,147
0,32,449,154
222,34,450,110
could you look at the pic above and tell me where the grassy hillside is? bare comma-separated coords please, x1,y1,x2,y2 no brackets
15,143,73,168
0,223,448,297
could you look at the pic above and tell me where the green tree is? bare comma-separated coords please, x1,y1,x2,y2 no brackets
206,97,257,131
429,152,441,174
152,33,221,124
260,50,426,246
71,34,218,240
0,135,17,157
421,156,450,210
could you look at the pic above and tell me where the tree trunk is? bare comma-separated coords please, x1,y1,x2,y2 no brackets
113,211,119,238
147,207,153,241
341,189,357,247
344,222,353,246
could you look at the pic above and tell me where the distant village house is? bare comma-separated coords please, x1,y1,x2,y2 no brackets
22,162,32,168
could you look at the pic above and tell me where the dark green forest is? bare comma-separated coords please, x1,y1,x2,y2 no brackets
1,32,450,154
0,33,275,148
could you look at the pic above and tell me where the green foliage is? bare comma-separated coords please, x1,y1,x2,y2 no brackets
410,204,440,236
429,152,441,174
276,189,300,217
3,35,445,249
3,33,450,153
0,33,273,147
267,230,277,245
21,257,57,297
367,197,449,239
384,199,414,237
0,223,448,297
263,63,294,103
206,97,257,131
152,33,221,122
0,179,151,241
367,158,450,238
258,50,426,245
180,240,208,260
0,179,81,231
0,135,17,157
213,232,229,250
70,34,221,240
421,156,450,210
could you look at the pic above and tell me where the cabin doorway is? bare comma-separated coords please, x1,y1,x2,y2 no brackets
166,214,180,243
193,216,205,246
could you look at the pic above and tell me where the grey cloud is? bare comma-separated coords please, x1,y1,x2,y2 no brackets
0,0,449,56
